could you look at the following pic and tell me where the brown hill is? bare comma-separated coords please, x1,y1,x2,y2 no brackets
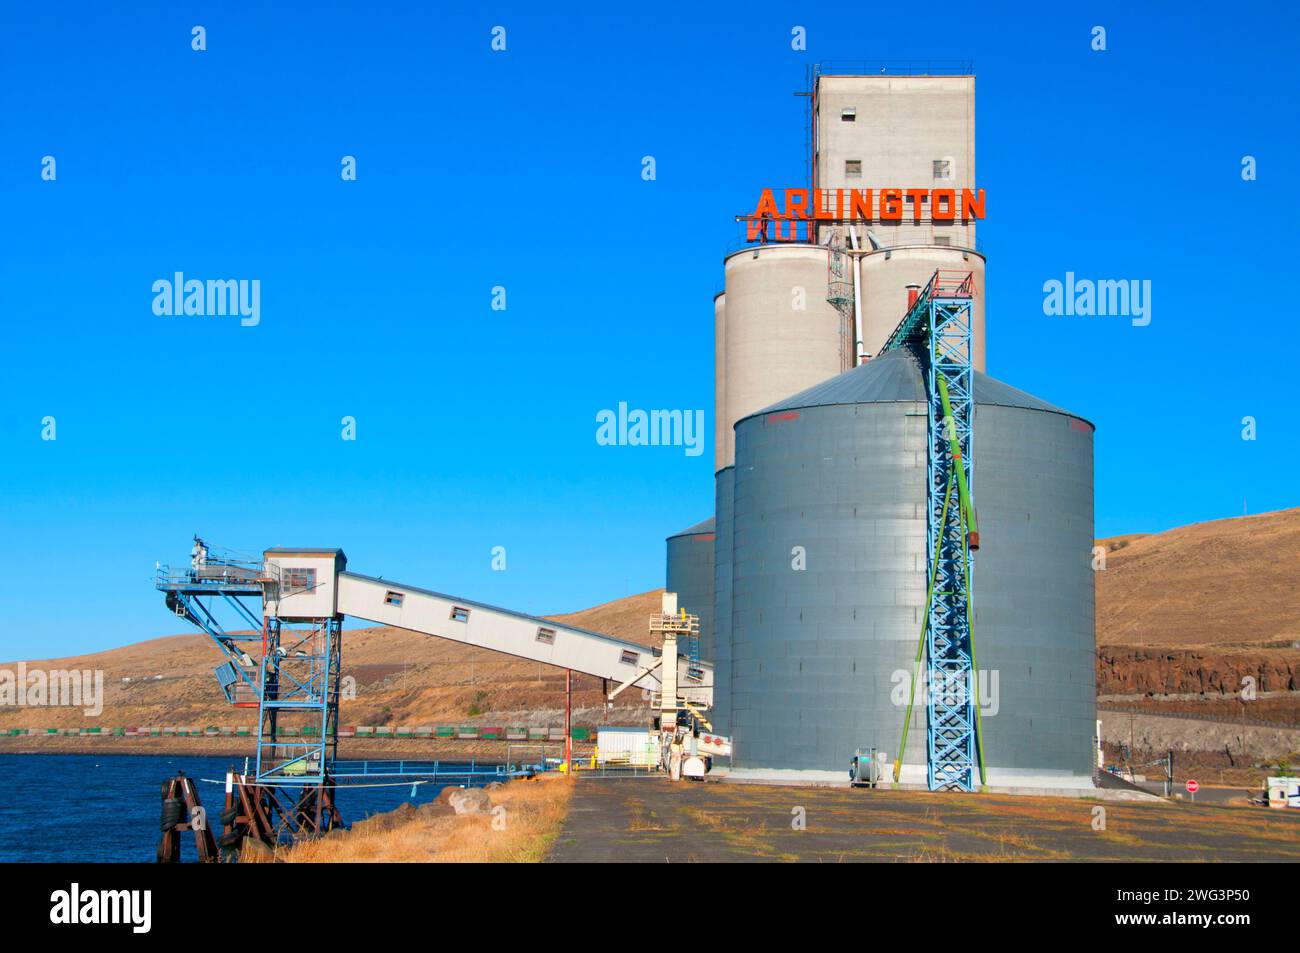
1096,506,1300,649
1095,507,1300,720
548,589,667,645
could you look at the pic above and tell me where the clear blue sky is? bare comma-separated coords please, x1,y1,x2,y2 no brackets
2,3,1297,657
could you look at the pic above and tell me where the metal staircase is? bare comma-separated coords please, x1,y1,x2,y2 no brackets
826,232,854,369
155,539,269,708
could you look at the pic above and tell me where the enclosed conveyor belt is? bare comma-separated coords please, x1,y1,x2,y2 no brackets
335,572,712,704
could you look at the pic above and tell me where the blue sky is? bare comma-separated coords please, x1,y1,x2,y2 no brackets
2,3,1297,657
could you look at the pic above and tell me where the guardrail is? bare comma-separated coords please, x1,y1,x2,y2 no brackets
813,60,975,77
0,725,600,740
331,759,540,781
1097,705,1299,732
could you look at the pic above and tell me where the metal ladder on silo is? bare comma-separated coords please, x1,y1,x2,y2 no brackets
880,270,987,792
825,231,854,369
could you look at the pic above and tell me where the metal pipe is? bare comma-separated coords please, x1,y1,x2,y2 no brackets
849,226,865,363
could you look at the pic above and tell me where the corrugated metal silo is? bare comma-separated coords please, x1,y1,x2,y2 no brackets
728,349,1095,785
665,517,716,661
711,467,735,735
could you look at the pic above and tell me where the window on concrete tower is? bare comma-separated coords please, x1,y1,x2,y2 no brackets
845,160,862,177
933,158,953,180
841,107,856,121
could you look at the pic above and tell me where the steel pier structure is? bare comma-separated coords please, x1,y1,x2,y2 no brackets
155,539,714,852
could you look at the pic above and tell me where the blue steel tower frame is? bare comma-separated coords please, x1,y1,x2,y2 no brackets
254,615,342,787
880,271,981,791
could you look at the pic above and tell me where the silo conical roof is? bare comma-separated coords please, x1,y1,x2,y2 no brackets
747,349,1091,427
667,517,716,539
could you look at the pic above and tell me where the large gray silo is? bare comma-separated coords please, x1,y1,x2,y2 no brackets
665,517,716,663
729,349,1095,786
711,467,735,736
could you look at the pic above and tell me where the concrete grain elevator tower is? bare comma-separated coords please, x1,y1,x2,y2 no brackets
666,66,1096,791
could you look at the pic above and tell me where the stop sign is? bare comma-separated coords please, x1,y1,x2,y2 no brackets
1186,779,1199,794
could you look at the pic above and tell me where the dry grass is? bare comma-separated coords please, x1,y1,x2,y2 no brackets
268,775,574,863
1096,506,1300,648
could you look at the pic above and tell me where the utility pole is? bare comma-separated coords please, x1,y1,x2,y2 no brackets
1129,712,1135,782
1241,695,1248,765
564,669,572,777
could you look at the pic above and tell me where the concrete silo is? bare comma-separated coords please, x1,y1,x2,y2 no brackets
858,246,986,370
665,517,716,661
720,244,851,469
713,292,727,473
707,242,853,736
727,350,1096,787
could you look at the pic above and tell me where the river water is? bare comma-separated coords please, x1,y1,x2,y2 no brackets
0,753,478,862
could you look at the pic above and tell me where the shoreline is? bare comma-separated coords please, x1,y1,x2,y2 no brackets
0,735,589,763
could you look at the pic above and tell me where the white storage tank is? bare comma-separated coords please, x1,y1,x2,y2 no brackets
858,245,986,371
714,291,727,472
721,244,850,468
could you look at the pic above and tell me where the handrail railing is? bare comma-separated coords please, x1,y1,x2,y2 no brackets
813,60,974,78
